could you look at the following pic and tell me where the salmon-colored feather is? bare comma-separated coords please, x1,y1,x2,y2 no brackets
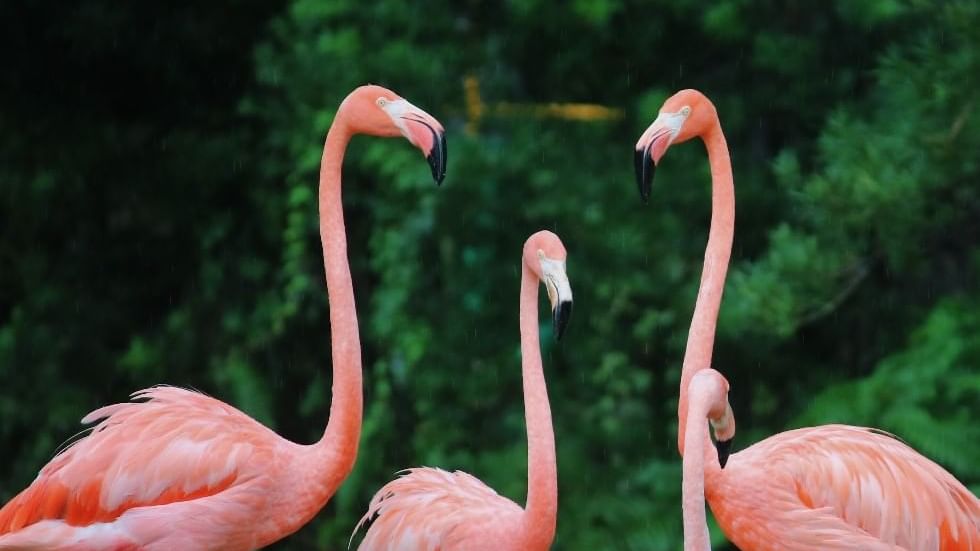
0,386,279,548
708,425,980,550
354,468,525,551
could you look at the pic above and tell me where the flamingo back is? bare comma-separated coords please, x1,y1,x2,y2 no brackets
353,467,527,551
0,386,283,549
709,425,980,550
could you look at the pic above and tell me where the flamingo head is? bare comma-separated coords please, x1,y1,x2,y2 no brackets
633,89,717,202
342,84,447,184
523,230,573,341
691,369,736,468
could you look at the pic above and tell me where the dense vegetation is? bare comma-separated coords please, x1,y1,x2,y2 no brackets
1,1,977,548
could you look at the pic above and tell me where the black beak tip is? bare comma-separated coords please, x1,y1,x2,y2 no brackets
427,132,447,185
553,300,572,341
714,438,732,469
633,147,654,204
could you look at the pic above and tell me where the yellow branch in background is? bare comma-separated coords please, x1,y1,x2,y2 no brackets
464,75,623,135
464,75,484,135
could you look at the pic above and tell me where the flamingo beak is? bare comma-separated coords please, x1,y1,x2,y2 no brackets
633,142,657,204
553,299,573,342
714,437,732,469
404,114,446,185
383,99,448,185
633,110,687,203
710,401,735,468
426,131,448,185
540,256,573,341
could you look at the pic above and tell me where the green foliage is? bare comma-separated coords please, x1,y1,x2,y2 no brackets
797,299,980,488
1,1,978,550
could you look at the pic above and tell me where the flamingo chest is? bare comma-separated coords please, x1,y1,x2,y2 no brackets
704,466,820,551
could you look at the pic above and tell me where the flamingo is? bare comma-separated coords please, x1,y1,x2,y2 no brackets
352,230,572,551
0,84,447,550
635,89,980,550
682,368,734,551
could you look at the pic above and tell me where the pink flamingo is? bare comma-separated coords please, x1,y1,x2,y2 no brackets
0,84,447,550
352,230,572,551
635,89,980,550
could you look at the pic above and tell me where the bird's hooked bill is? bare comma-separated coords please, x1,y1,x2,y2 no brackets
714,437,732,469
427,131,447,185
633,127,672,204
633,109,687,203
540,255,573,341
553,299,572,341
634,145,655,203
383,97,447,185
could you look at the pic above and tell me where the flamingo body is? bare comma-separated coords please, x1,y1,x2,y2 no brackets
355,468,526,551
709,426,980,550
0,387,307,550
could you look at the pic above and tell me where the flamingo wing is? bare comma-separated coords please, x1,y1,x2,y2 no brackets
353,467,525,551
718,425,980,550
0,386,279,543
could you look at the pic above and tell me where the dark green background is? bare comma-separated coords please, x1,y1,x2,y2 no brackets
2,1,978,549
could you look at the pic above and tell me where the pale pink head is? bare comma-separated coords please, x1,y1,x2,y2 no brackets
689,368,736,468
339,84,447,184
633,89,718,201
523,230,573,341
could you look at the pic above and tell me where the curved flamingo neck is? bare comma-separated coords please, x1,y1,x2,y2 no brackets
682,395,714,551
314,108,363,489
519,262,558,548
677,123,734,457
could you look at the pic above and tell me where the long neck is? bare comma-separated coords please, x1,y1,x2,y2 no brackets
265,111,365,542
520,263,558,548
677,123,734,456
314,112,363,486
682,397,713,551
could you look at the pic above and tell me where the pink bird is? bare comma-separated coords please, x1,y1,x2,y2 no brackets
0,84,447,550
635,89,980,550
352,230,572,551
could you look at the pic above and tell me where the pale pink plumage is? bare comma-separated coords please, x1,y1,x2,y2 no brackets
0,386,298,550
354,468,525,551
352,231,571,551
0,85,447,550
636,88,979,550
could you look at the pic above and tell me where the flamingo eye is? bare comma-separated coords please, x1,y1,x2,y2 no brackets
376,97,388,107
680,106,691,116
